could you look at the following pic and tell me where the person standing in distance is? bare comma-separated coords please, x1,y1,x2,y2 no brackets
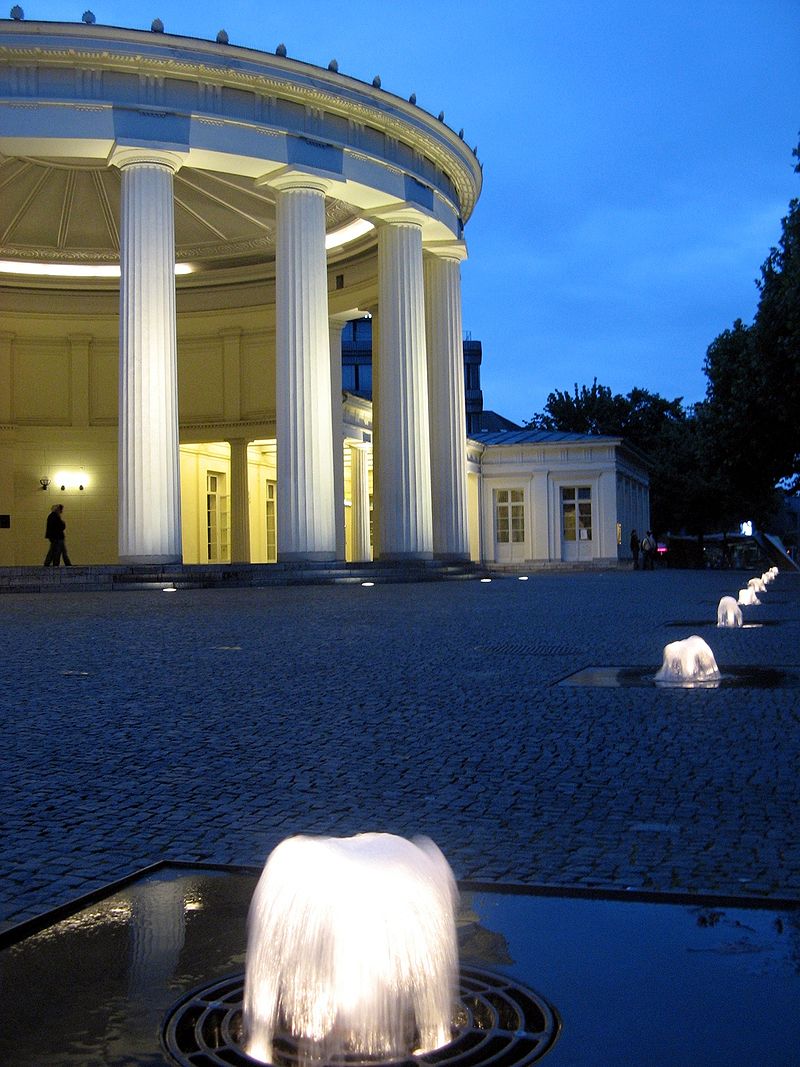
629,529,640,570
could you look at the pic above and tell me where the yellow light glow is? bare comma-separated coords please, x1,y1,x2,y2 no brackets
0,260,193,278
325,218,374,250
53,470,89,490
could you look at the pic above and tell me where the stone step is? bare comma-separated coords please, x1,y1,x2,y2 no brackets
0,560,482,593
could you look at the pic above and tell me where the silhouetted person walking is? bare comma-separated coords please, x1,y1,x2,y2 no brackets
44,503,71,566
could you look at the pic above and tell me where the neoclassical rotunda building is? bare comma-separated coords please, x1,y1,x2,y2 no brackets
0,20,648,569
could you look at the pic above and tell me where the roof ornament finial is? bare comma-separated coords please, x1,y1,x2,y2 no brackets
328,58,339,72
9,4,24,18
372,75,381,88
216,29,229,44
437,110,445,122
150,17,164,32
408,92,416,104
82,10,95,24
276,42,287,57
458,128,464,139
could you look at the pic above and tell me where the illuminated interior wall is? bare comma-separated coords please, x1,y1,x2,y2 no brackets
178,441,277,564
0,289,277,565
2,433,117,565
342,438,373,562
467,470,481,562
247,442,277,564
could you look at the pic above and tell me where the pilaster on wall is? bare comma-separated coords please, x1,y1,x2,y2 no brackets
0,332,13,424
68,334,92,427
220,328,243,423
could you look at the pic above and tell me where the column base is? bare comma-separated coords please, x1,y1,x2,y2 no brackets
119,554,183,565
278,551,338,563
433,552,471,563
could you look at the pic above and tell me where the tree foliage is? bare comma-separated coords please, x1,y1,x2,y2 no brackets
702,141,800,521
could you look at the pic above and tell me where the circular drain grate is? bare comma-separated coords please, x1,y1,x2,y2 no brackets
162,966,560,1067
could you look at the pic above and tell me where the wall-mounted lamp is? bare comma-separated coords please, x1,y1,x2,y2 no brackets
39,477,50,490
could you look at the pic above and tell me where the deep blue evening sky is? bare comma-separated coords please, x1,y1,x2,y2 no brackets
28,1,800,422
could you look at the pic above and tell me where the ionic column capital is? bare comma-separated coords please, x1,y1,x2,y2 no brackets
423,239,468,263
328,314,351,334
108,145,187,173
257,167,331,195
371,204,426,230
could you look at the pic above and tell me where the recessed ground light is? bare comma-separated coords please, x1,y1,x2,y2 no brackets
361,581,374,587
480,577,492,583
162,586,177,593
518,575,529,581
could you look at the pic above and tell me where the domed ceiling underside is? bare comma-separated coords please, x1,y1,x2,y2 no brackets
0,156,357,270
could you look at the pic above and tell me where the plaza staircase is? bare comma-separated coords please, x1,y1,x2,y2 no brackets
0,559,482,594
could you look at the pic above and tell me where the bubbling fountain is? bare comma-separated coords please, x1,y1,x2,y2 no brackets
243,833,458,1066
748,577,767,594
655,635,721,686
716,596,743,628
738,587,760,606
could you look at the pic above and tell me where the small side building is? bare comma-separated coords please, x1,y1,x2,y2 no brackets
467,430,650,567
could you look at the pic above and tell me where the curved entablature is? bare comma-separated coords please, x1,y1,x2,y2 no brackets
0,20,482,273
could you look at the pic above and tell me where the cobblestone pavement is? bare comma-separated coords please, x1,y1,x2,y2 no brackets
2,567,799,930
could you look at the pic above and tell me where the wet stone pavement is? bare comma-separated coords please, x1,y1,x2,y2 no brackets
2,567,799,930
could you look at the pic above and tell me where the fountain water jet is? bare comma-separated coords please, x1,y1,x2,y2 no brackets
748,577,767,594
738,587,760,606
243,833,458,1065
655,635,721,686
716,596,743,628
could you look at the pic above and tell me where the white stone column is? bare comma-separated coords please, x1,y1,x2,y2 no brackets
350,442,372,562
375,215,433,559
229,438,251,563
424,244,470,560
112,147,185,564
329,318,347,561
272,174,336,561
